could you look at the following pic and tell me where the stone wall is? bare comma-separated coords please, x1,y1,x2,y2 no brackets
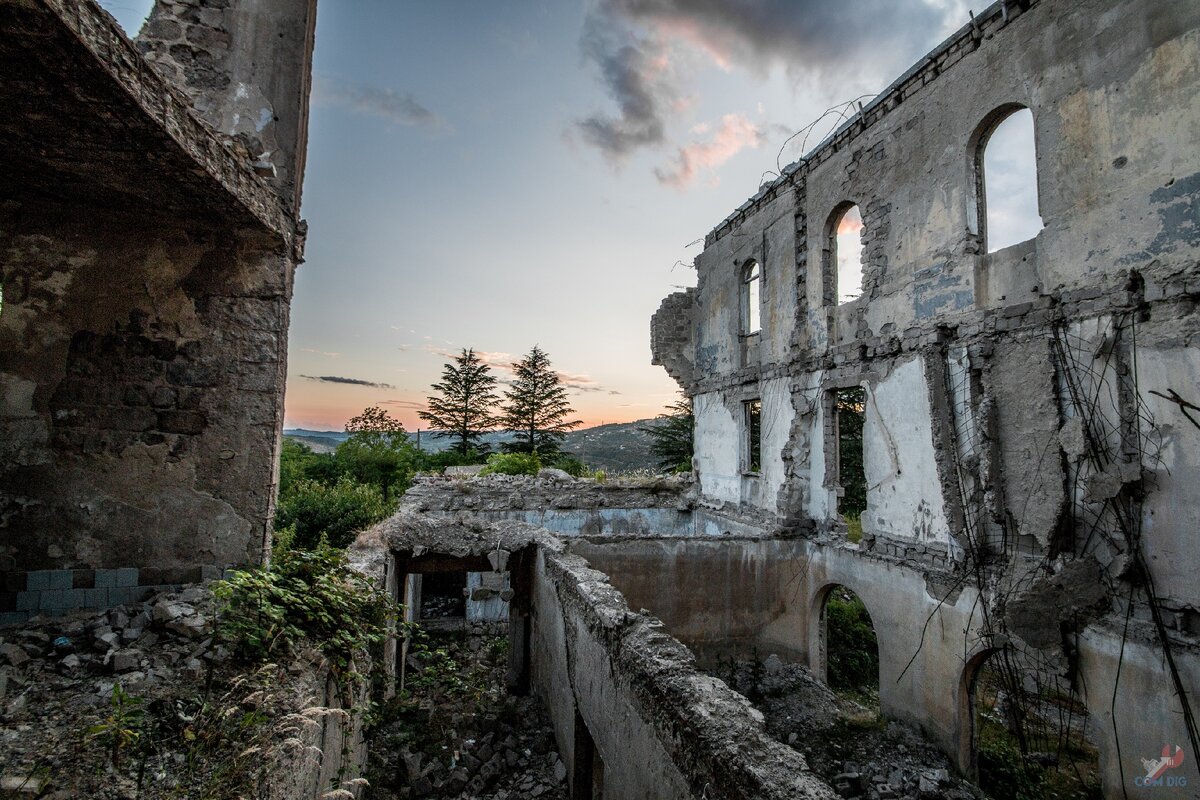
136,0,318,211
0,0,311,586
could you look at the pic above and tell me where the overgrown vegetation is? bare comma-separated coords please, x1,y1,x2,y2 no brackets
479,451,542,476
836,387,867,518
974,660,1102,800
214,543,398,681
276,405,483,550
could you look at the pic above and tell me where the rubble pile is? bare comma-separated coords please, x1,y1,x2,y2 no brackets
0,587,223,797
0,586,336,800
367,628,567,800
715,656,983,800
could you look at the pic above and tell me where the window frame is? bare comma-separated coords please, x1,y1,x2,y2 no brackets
743,398,762,475
969,103,1041,254
739,260,762,336
825,202,865,307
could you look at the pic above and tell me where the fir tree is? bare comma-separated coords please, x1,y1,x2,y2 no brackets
418,348,499,456
641,396,694,472
499,345,580,455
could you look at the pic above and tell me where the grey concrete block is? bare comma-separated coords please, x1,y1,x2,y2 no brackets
0,612,31,626
95,569,120,589
82,588,108,609
26,571,51,592
106,587,140,606
48,569,74,590
39,589,74,612
16,592,38,612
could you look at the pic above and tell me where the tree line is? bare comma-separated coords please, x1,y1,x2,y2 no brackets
274,345,587,552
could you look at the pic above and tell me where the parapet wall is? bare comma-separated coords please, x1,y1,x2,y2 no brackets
533,541,835,800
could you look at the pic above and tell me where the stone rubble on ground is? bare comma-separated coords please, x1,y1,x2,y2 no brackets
717,655,983,800
0,586,224,798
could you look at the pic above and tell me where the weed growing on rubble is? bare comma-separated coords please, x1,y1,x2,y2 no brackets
213,543,398,684
85,682,144,769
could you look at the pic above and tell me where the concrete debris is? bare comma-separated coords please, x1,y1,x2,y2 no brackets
367,626,567,800
715,656,981,800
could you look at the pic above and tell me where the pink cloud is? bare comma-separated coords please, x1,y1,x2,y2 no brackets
655,113,762,189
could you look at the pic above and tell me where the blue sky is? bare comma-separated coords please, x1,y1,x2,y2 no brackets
101,1,1036,431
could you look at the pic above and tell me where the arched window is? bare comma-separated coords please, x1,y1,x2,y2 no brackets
974,106,1043,253
740,260,761,335
828,204,864,305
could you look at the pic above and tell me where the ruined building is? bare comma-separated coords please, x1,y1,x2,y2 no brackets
0,0,316,610
647,0,1199,793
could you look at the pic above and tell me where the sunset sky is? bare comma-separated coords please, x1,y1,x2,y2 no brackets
101,0,1033,432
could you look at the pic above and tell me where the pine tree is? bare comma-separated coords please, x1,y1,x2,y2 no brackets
499,345,581,455
418,348,499,456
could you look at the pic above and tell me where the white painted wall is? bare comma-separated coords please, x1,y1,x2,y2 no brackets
694,391,741,504
864,357,952,545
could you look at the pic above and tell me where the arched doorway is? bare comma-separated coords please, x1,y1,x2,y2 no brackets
818,584,880,701
967,647,1101,798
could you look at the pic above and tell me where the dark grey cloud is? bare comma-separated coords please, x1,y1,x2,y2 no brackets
574,10,672,162
301,375,396,390
380,400,428,411
313,77,451,133
574,0,960,163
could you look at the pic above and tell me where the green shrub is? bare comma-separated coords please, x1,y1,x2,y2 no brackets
273,476,391,550
213,544,398,678
545,455,588,477
86,683,144,769
478,452,541,476
846,513,863,543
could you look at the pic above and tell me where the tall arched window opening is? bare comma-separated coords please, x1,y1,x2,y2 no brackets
741,260,761,335
976,107,1043,252
830,205,864,304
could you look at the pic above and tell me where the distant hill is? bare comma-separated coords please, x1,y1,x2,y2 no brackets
283,419,663,471
560,420,658,472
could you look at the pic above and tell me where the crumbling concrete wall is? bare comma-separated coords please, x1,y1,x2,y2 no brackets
651,0,1200,794
371,510,835,799
532,543,836,799
402,474,696,538
136,0,319,210
0,0,311,602
572,537,987,759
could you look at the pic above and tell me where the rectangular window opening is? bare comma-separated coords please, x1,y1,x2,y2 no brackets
745,399,762,474
834,388,866,536
419,571,467,620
